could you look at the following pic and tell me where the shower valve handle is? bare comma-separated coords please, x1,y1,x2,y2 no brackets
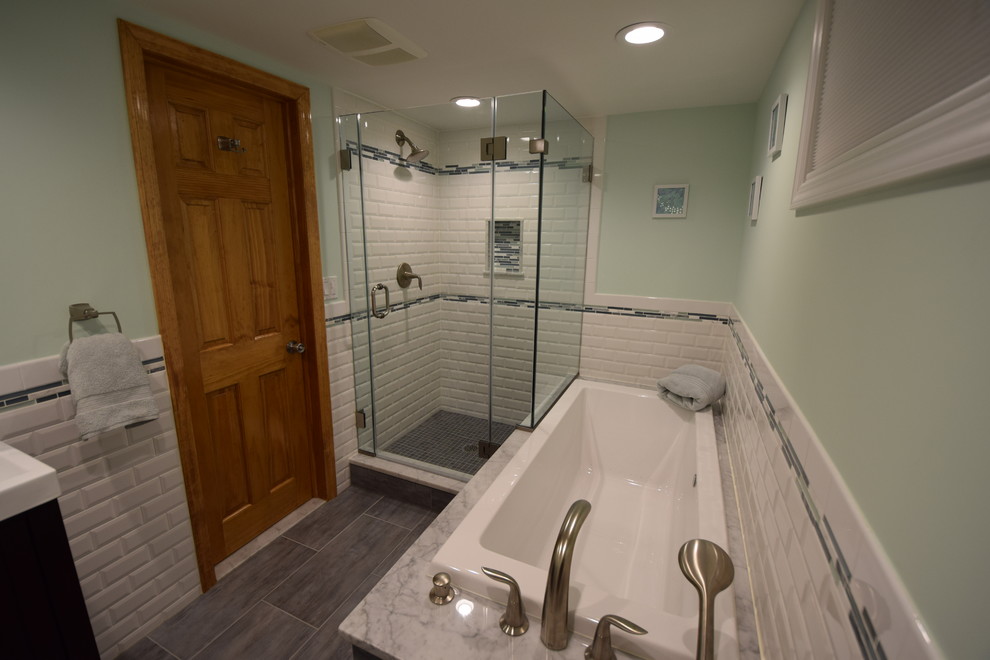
396,262,423,290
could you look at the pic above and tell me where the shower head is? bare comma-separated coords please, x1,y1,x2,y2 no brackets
395,129,430,163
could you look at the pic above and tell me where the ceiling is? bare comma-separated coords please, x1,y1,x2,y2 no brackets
130,0,804,119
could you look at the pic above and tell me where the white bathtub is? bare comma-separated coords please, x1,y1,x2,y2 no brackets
431,379,738,659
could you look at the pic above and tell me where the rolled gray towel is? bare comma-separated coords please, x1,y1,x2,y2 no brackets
657,364,726,412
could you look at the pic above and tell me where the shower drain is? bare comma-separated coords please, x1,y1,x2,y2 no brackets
463,443,477,453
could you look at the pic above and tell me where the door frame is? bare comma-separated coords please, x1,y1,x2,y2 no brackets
118,20,336,590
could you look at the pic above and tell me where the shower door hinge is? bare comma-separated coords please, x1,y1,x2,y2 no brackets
480,136,508,161
582,164,593,183
528,138,548,155
355,409,366,429
339,148,353,171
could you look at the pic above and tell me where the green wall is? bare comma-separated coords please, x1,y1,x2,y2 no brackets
0,0,342,365
597,2,990,655
597,104,755,301
737,3,989,658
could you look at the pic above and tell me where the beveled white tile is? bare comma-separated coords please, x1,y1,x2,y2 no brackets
19,355,63,389
0,364,24,397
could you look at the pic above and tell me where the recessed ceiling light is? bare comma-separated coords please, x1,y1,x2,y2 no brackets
616,22,666,45
451,96,481,108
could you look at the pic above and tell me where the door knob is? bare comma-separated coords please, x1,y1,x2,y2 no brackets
286,341,306,354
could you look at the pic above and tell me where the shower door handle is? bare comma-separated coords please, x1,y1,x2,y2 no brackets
371,283,390,319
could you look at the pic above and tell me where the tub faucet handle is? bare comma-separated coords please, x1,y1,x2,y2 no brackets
585,614,648,660
429,572,455,605
482,567,530,636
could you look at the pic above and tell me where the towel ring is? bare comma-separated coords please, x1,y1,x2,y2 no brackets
68,303,122,343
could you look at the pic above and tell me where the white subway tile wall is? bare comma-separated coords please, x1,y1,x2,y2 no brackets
326,300,359,491
0,338,199,660
579,312,727,387
723,316,935,660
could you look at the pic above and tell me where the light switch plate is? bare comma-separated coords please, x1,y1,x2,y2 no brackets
323,276,338,299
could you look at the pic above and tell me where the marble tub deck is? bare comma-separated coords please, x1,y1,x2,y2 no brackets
339,398,759,660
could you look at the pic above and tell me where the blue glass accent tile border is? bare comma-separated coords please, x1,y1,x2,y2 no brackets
344,141,590,176
725,319,884,659
0,355,166,410
327,294,732,326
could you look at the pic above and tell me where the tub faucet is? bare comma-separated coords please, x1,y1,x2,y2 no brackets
541,499,592,650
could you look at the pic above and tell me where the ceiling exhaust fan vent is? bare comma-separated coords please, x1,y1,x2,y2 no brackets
308,18,426,66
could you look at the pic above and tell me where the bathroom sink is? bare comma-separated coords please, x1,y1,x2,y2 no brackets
0,441,60,522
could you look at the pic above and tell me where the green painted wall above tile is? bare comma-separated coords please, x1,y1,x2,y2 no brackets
0,0,341,365
597,104,755,302
733,2,990,657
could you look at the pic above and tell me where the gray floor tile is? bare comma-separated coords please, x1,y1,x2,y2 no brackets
265,514,409,627
282,487,382,550
365,496,432,530
191,601,315,660
371,529,418,578
289,574,382,660
149,537,314,658
116,636,177,660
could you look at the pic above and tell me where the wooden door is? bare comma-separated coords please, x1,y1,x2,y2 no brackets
145,61,314,562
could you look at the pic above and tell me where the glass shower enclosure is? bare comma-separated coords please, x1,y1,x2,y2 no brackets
339,91,592,481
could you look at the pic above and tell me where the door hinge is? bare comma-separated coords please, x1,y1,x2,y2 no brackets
582,164,593,183
339,148,353,171
528,138,548,155
480,136,508,161
216,136,246,153
355,409,366,429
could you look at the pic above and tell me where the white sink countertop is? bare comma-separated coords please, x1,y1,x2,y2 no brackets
0,441,61,522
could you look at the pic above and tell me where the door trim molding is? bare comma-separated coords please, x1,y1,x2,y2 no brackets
118,20,336,590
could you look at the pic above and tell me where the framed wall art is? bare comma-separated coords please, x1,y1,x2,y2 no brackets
653,184,689,218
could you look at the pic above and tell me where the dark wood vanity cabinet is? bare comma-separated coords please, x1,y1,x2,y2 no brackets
0,499,99,659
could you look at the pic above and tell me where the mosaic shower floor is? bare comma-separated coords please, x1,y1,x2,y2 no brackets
380,410,516,476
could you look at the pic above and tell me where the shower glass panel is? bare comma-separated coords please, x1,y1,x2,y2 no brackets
339,91,590,481
486,92,544,452
337,113,375,456
532,92,592,424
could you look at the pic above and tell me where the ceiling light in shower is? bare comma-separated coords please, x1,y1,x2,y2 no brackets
451,96,481,108
616,22,666,45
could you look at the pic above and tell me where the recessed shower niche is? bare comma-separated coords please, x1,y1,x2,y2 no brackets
338,91,592,480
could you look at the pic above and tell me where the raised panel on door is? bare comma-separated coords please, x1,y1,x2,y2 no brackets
259,369,293,490
180,198,233,350
205,385,251,520
243,201,280,337
167,103,213,171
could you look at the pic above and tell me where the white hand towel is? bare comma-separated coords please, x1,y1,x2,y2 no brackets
58,334,159,440
656,364,726,412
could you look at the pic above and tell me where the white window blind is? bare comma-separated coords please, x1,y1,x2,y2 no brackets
792,0,990,207
812,1,990,171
